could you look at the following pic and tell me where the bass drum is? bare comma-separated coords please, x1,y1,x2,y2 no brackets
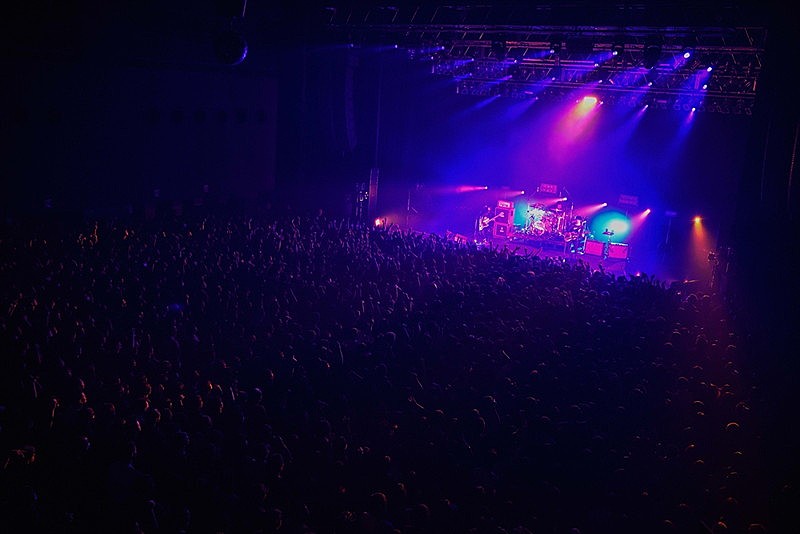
541,212,558,234
531,220,546,236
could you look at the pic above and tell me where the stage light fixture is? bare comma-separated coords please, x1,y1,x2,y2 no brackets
214,29,248,65
643,44,661,69
491,39,507,60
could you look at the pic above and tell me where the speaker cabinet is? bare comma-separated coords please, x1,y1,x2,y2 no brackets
608,243,629,259
493,206,513,226
584,239,604,256
493,223,511,238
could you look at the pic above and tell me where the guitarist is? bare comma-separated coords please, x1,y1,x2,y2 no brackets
477,205,498,242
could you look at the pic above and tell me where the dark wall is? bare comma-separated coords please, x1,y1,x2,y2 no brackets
3,61,277,215
1,1,280,218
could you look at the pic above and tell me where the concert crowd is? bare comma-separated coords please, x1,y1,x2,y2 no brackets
0,210,776,533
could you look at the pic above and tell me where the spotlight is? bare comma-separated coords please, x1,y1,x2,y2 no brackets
682,47,694,59
549,38,561,55
612,43,624,57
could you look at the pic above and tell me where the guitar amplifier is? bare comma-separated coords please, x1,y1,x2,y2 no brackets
608,243,629,259
494,206,514,225
493,223,512,238
583,239,605,256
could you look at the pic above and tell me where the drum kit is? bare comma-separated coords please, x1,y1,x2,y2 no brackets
522,203,586,242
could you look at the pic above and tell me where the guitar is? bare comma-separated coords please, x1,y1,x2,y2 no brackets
478,212,505,231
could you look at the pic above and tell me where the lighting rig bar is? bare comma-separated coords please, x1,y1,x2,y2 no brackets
322,3,766,114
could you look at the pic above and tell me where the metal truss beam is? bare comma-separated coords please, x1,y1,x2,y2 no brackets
321,3,766,114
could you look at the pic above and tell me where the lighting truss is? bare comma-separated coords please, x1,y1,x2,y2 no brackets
322,3,766,114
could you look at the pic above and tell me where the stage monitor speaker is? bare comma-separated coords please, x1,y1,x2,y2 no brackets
493,223,511,238
584,239,604,256
608,243,629,259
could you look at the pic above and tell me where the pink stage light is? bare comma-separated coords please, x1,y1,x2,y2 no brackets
454,185,489,193
631,208,651,227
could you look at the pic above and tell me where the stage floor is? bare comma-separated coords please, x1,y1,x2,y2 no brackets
431,225,703,285
477,233,635,277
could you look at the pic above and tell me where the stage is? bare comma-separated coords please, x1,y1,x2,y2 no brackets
474,232,634,278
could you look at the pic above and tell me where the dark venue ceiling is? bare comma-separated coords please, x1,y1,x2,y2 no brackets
0,3,776,109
